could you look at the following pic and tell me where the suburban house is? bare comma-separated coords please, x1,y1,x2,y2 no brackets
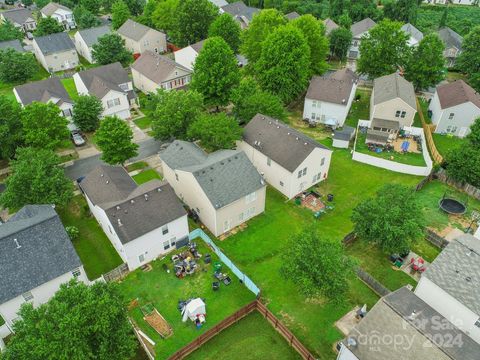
79,165,189,271
40,2,75,30
220,1,260,29
438,27,463,67
173,39,206,71
0,39,24,52
238,114,332,199
348,18,376,59
0,205,88,333
337,286,480,360
131,51,192,94
32,32,79,72
323,18,339,35
423,0,447,4
208,0,228,7
73,25,110,63
415,234,480,344
160,141,267,237
0,8,36,32
370,73,417,128
13,77,74,122
332,126,355,149
117,19,167,56
73,62,137,119
303,68,358,127
429,80,480,137
401,23,423,47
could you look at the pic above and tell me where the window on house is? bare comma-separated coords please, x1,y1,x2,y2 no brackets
107,98,120,108
297,170,302,178
267,157,271,166
311,113,316,119
312,101,317,108
395,110,401,117
400,111,406,118
162,225,168,235
163,240,170,250
246,207,255,218
475,318,480,328
239,212,244,222
170,237,176,246
449,113,455,120
317,172,321,180
302,168,307,176
108,225,112,234
279,181,284,187
138,254,145,263
196,207,200,213
22,292,34,302
62,108,72,117
175,173,179,181
245,191,257,204
312,175,317,183
72,268,81,277
321,158,325,166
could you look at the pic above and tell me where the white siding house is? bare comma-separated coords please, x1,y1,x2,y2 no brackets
0,8,37,32
41,2,75,30
348,18,376,59
238,114,333,199
429,80,480,137
173,40,206,71
73,25,110,63
160,141,267,237
79,166,190,270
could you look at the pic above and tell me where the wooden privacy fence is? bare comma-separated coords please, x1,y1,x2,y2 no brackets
356,268,391,297
102,263,129,282
416,98,443,164
168,300,317,360
436,169,480,201
425,229,449,249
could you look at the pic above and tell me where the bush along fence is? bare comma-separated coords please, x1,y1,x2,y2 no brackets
435,169,480,201
168,299,317,360
189,228,261,297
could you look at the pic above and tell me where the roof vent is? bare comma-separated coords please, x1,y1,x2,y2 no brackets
116,206,121,210
14,238,21,249
100,173,104,177
466,276,472,282
296,137,299,140
342,98,346,104
106,180,109,184
268,121,272,124
287,132,290,135
130,199,135,204
346,337,357,348
157,187,162,192
118,218,123,226
144,194,149,201
304,142,307,145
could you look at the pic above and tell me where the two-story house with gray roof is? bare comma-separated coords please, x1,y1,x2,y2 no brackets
0,8,36,32
238,114,332,199
438,27,463,67
415,234,480,345
348,18,376,59
160,141,266,237
73,25,110,63
0,205,88,339
0,39,24,53
32,32,79,72
79,165,189,270
73,62,137,119
220,1,260,29
41,2,76,30
117,19,166,56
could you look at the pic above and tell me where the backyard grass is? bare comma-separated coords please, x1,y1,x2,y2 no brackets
61,78,79,100
355,132,427,167
187,312,302,360
134,115,153,130
132,169,162,184
57,195,123,280
432,133,466,157
411,238,441,263
417,97,431,125
344,89,371,128
127,161,149,172
118,242,256,359
0,63,49,102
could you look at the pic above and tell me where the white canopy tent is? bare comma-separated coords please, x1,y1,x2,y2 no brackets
181,298,206,323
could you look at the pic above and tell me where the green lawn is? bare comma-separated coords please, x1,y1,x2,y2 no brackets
417,97,431,125
411,237,441,263
432,133,466,157
187,312,302,360
61,78,79,101
0,63,49,102
355,132,427,166
132,169,162,184
118,242,255,359
345,89,371,128
134,115,153,130
57,195,123,280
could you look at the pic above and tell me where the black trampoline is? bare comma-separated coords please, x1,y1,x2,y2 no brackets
439,192,467,215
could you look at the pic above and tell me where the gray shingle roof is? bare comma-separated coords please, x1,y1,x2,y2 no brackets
117,19,162,42
401,23,424,42
77,25,110,47
0,205,82,304
41,2,72,16
2,8,35,26
306,68,357,104
242,114,331,173
333,126,355,141
366,129,389,144
131,51,191,85
350,17,376,37
422,234,480,315
209,0,228,7
343,287,480,360
323,18,339,35
77,62,132,99
0,39,24,52
80,165,186,244
438,27,463,50
14,77,72,106
221,1,260,22
190,39,206,53
373,73,417,110
160,140,265,209
34,32,75,55
371,118,400,130
285,12,300,20
436,80,480,110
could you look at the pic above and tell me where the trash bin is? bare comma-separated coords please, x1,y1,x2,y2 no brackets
327,194,334,202
295,197,302,205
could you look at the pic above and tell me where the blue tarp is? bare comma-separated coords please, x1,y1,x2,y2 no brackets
401,141,409,152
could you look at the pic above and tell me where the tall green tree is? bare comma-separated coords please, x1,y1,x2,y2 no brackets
357,19,410,79
405,33,445,90
330,0,347,19
34,16,64,36
383,0,418,24
439,6,448,28
281,227,357,301
151,89,203,140
191,37,240,108
0,148,73,209
0,49,38,83
208,13,242,53
73,5,101,29
256,26,310,103
241,9,287,65
111,0,131,30
0,96,23,160
21,102,69,150
291,14,329,75
1,281,137,360
231,77,286,124
72,95,103,132
0,20,24,41
124,0,146,15
337,13,352,29
92,33,132,65
151,0,179,34
348,0,381,22
188,113,242,151
95,116,138,165
351,184,425,254
457,26,480,89
173,0,218,47
80,0,101,14
329,27,353,60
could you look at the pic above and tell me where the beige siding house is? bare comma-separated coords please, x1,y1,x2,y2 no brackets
117,19,166,55
438,27,463,68
41,2,75,30
238,114,333,199
131,51,192,94
370,73,417,128
73,25,110,63
32,32,79,72
160,141,266,237
1,8,36,32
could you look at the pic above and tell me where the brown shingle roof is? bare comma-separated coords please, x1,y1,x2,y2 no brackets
436,80,480,110
131,51,191,85
306,68,358,105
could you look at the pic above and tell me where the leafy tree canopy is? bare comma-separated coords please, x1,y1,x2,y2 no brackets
111,0,132,30
73,5,101,29
150,0,179,35
188,113,243,151
0,49,38,83
95,116,138,165
208,13,242,53
92,33,132,66
80,0,101,14
0,20,24,41
34,16,64,36
383,0,418,24
348,0,381,22
72,95,103,132
329,27,353,61
0,96,23,160
124,0,146,15
456,26,480,90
